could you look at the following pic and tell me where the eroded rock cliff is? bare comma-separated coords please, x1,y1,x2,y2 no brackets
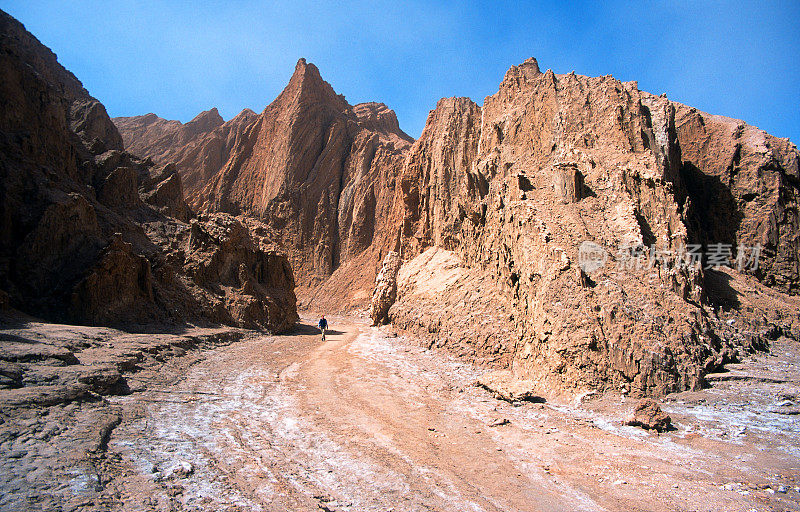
115,59,413,312
114,53,799,397
673,103,799,294
386,58,800,397
0,10,297,331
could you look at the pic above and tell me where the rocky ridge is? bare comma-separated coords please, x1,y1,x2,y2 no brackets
385,58,800,397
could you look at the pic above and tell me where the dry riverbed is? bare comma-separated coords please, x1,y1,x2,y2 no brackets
1,313,799,511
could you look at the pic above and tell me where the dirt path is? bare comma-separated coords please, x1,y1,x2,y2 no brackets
102,316,800,511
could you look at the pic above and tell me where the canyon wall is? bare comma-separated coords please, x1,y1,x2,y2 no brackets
386,58,799,397
113,53,800,396
115,61,412,310
0,10,297,332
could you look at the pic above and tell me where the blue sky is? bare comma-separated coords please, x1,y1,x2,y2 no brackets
3,1,798,143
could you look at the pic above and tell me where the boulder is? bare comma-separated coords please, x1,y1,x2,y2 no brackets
625,398,672,432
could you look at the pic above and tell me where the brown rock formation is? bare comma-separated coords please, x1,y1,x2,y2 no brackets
113,107,257,205
385,57,799,398
552,163,584,203
388,248,516,367
369,251,401,325
70,234,158,325
0,10,297,331
625,398,672,432
673,103,800,294
115,60,413,312
113,52,799,397
181,213,298,331
198,60,412,303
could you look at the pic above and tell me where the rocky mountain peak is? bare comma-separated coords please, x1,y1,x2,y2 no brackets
0,10,88,101
233,108,257,120
139,113,162,125
519,56,541,73
501,56,544,87
280,57,346,110
184,107,224,135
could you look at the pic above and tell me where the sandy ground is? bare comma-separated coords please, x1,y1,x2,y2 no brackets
84,315,800,512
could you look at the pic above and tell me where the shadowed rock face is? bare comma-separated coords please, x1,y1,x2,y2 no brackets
0,10,297,332
673,103,800,294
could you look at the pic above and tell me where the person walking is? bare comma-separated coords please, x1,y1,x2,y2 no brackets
317,316,328,341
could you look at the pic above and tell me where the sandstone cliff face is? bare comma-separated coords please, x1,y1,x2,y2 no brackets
0,10,297,332
114,107,258,206
115,59,413,311
387,57,799,397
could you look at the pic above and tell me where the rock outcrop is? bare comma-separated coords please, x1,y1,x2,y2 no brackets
114,107,256,205
673,103,800,294
181,213,298,331
384,58,800,398
388,247,516,367
70,234,159,325
0,10,297,332
0,319,246,511
369,251,401,325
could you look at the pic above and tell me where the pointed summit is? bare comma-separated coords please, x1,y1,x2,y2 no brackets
276,58,346,110
185,107,224,135
230,108,257,123
290,58,323,87
294,57,309,73
501,57,543,87
520,57,541,74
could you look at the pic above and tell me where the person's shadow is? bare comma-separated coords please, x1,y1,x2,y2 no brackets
288,322,344,336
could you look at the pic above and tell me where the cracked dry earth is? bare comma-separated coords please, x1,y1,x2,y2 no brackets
5,316,800,511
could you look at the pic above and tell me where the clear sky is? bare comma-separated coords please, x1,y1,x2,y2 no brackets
3,1,798,143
